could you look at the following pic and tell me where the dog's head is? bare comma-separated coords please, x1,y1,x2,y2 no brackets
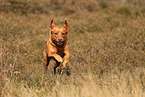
49,19,68,46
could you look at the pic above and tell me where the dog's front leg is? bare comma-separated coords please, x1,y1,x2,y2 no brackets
60,52,69,69
48,53,63,63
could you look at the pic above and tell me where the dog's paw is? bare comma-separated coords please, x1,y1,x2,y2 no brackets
57,57,63,63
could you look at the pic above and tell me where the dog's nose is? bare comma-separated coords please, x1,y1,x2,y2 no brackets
58,38,62,42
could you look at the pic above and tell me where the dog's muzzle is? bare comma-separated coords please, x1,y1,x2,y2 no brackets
56,38,63,45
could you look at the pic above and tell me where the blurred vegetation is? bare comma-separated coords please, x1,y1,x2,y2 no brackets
0,0,145,15
0,0,145,97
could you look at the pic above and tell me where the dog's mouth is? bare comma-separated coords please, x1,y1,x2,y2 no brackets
56,42,63,45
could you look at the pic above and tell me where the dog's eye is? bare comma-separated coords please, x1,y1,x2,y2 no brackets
62,33,65,35
54,33,58,35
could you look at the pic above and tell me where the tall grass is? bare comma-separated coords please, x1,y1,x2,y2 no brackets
0,0,145,97
1,67,145,97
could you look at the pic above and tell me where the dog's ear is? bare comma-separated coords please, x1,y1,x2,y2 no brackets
64,20,68,30
50,19,54,29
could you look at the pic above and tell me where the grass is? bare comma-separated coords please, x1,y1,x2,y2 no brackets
1,68,145,97
0,0,145,97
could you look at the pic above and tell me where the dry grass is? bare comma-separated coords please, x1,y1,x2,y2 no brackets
1,68,145,97
0,0,145,97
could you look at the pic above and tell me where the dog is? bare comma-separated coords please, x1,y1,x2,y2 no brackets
43,19,69,74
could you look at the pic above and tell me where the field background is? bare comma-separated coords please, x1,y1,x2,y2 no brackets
0,0,145,97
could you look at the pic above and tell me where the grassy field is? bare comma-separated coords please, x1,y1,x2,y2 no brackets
0,0,145,97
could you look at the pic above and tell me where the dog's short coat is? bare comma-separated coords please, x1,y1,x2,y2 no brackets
43,19,69,74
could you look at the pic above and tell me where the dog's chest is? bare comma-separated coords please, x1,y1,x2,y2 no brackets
56,47,65,56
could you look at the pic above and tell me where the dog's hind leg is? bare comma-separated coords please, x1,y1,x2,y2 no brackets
53,61,60,74
43,49,50,71
43,57,50,71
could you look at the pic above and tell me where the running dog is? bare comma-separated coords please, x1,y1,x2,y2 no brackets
43,19,69,74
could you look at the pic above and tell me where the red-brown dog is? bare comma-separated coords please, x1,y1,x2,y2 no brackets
43,19,69,74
